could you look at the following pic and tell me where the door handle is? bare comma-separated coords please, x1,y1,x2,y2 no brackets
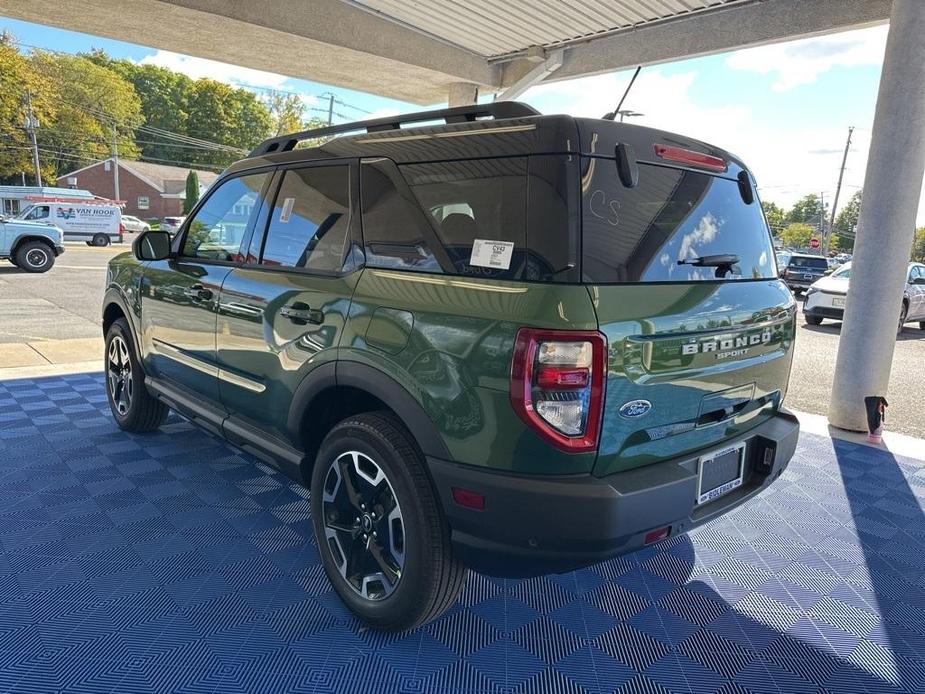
184,283,213,301
280,303,324,325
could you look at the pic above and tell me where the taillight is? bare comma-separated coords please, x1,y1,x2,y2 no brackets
510,328,607,453
654,144,727,172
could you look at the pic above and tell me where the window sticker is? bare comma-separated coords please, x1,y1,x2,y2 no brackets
279,197,295,223
470,239,514,270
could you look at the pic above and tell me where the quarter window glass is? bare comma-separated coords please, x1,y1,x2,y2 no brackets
360,159,444,273
581,160,776,283
261,166,352,272
361,157,574,282
181,173,267,262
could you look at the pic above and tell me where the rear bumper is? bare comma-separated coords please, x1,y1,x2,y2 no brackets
428,410,799,577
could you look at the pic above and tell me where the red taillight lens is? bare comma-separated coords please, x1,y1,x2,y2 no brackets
654,144,727,172
510,328,607,453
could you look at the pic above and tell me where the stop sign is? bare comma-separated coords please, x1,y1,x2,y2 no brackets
810,238,820,249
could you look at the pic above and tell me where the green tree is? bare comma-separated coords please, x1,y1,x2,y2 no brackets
831,189,861,252
912,227,925,263
761,200,786,235
780,223,815,249
266,92,304,136
0,33,57,183
786,194,824,224
29,51,141,178
183,170,199,214
183,79,271,168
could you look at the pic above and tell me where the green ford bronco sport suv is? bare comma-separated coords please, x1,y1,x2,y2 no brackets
102,102,799,631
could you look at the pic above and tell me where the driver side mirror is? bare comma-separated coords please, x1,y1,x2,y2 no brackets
133,230,172,261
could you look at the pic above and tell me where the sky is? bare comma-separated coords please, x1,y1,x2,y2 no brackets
3,15,923,226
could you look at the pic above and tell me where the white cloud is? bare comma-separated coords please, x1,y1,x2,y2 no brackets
726,25,888,92
138,50,290,89
522,36,925,227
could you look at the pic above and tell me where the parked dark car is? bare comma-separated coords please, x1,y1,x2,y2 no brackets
777,252,828,293
102,102,799,630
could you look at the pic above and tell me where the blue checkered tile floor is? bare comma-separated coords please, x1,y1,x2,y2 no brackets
2,372,925,693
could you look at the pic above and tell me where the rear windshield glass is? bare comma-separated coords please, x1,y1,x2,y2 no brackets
788,255,828,269
581,159,775,283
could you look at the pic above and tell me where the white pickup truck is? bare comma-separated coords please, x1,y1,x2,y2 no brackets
0,216,65,272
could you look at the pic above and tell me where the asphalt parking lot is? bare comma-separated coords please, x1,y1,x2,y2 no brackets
2,249,924,436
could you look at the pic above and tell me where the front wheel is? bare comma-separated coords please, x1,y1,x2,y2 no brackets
105,319,169,432
14,240,55,273
897,302,908,336
805,315,823,326
311,412,466,631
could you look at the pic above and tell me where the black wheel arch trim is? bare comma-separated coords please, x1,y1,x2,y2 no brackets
102,287,142,365
286,360,451,462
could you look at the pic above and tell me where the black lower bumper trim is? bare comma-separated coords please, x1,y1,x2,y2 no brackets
428,411,799,577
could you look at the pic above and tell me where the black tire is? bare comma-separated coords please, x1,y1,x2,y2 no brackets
805,315,823,326
920,321,925,331
311,412,466,631
105,318,169,432
897,302,908,336
14,240,55,273
92,233,110,247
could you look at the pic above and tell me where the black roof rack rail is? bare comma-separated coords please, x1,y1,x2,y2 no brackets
249,101,541,157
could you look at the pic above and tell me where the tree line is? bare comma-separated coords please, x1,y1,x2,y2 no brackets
763,190,925,261
0,32,322,183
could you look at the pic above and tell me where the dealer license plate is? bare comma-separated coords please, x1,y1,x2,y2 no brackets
833,297,846,308
697,442,746,505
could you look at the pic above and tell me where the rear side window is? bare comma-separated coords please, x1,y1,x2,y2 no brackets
261,166,353,273
360,157,575,282
788,255,828,270
581,159,775,283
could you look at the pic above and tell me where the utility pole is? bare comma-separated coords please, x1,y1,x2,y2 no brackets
23,90,42,188
325,93,335,126
111,125,120,201
825,126,854,255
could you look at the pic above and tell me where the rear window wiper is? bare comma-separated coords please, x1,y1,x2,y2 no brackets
677,254,740,268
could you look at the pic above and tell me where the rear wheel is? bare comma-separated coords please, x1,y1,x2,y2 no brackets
805,315,823,326
92,233,110,247
14,240,55,273
311,412,466,631
105,318,169,432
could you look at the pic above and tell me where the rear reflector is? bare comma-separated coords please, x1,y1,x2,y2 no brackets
654,144,727,172
535,366,590,390
644,526,671,545
452,487,485,511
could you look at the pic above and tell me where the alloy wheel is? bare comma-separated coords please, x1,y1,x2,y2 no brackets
321,450,405,601
107,335,133,416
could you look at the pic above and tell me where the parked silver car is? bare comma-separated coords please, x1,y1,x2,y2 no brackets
120,215,150,233
803,261,925,334
160,216,185,236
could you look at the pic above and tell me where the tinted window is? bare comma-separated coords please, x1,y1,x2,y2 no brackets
788,255,828,269
361,157,573,281
182,173,267,261
261,166,353,272
361,159,445,273
581,160,775,283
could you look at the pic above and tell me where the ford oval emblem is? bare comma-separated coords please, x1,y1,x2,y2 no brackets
619,400,652,418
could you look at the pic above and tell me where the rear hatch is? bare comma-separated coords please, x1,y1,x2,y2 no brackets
785,255,828,283
576,126,795,476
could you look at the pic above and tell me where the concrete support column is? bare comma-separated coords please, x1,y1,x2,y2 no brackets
828,0,925,431
447,82,478,107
